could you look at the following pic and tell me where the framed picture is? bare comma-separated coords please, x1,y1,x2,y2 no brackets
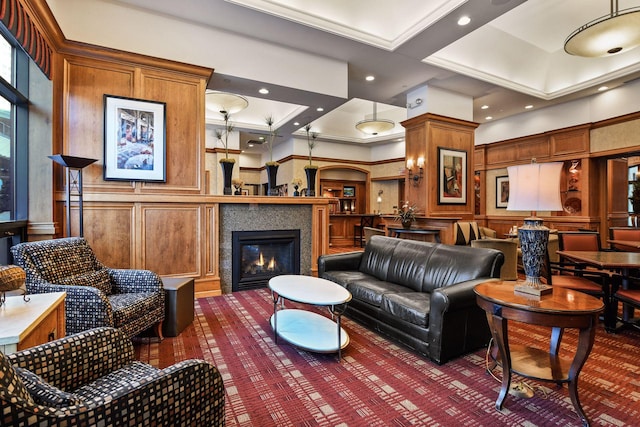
103,95,166,182
496,176,509,208
343,186,355,197
438,147,467,204
241,189,249,196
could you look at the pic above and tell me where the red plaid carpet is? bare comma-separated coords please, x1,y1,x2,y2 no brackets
135,288,639,426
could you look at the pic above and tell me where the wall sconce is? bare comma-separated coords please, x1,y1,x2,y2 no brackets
407,157,424,186
569,160,580,173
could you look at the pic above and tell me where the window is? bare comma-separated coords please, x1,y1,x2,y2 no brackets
0,29,28,222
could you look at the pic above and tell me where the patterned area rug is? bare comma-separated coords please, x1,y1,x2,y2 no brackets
134,289,639,426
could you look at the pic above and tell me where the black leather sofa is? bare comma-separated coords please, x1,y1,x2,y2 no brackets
318,235,504,364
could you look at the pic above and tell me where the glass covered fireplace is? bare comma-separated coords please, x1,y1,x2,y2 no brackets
232,229,301,291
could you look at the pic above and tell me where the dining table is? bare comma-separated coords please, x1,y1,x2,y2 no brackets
556,250,640,331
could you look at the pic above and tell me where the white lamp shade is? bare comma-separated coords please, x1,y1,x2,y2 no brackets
506,162,563,212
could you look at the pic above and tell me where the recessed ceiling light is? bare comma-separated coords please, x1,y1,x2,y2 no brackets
293,122,300,126
485,116,493,120
316,107,324,112
259,136,265,141
248,143,254,148
481,105,489,110
598,86,609,91
258,88,269,94
525,105,533,109
365,75,375,81
458,16,471,26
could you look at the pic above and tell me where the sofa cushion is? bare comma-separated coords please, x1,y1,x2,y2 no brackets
358,236,398,280
108,292,163,328
386,241,435,291
0,352,34,405
348,279,413,307
454,221,481,245
57,268,112,295
381,292,430,328
422,244,501,293
73,361,159,400
15,367,83,408
322,270,371,288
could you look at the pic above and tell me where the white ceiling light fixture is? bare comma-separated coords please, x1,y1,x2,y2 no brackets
355,102,395,135
457,16,471,26
205,90,249,114
564,0,640,57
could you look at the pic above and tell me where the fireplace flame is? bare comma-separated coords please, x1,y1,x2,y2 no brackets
268,257,276,271
257,252,264,267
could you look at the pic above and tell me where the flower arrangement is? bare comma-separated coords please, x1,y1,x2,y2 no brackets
291,178,303,188
265,115,279,166
216,112,235,163
395,201,417,224
304,124,319,169
232,178,244,189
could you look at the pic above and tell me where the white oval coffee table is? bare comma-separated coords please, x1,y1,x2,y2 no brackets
269,275,351,360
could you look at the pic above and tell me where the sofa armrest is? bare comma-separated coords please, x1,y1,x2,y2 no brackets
430,278,498,314
27,282,113,332
8,327,134,391
108,269,164,294
318,251,364,276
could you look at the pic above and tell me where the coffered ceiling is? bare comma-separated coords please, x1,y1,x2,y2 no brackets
48,0,640,151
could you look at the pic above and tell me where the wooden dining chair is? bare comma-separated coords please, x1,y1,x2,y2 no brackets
609,227,640,252
611,285,640,331
542,249,611,319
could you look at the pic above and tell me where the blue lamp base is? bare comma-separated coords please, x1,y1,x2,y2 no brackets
515,217,553,296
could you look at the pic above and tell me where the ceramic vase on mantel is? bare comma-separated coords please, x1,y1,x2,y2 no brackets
266,164,279,196
305,167,317,197
220,161,234,195
401,219,413,229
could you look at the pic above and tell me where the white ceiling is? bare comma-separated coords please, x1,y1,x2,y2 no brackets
49,0,640,152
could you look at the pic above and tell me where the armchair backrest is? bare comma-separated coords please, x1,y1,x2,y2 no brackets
11,237,105,283
453,221,496,245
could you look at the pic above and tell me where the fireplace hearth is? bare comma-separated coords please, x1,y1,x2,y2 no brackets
232,229,300,291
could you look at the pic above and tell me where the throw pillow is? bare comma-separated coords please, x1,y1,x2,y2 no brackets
0,353,34,406
57,268,112,295
15,367,83,408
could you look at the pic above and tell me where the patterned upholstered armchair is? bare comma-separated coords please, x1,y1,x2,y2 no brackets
10,237,164,338
0,327,225,426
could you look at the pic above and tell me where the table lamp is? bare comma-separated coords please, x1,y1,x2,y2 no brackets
507,161,563,296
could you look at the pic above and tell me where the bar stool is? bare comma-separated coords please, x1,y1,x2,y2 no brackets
354,215,375,247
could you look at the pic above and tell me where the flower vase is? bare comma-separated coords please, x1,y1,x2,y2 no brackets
293,185,300,197
220,161,234,195
401,219,413,229
234,188,241,195
266,164,279,196
305,167,317,197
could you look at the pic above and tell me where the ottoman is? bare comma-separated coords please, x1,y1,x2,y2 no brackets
162,277,195,337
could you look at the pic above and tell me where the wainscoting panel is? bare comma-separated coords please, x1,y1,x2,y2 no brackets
141,204,201,276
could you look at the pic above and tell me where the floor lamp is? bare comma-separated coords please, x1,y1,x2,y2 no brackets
48,155,98,237
507,161,563,296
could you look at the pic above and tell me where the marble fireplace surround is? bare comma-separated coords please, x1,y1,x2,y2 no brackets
219,201,328,294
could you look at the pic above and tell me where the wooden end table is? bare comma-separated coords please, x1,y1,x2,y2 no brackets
0,292,66,354
474,281,603,427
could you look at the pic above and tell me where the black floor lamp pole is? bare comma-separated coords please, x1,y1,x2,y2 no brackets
49,155,98,237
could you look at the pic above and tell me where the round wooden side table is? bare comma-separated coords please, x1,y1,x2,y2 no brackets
474,281,603,427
